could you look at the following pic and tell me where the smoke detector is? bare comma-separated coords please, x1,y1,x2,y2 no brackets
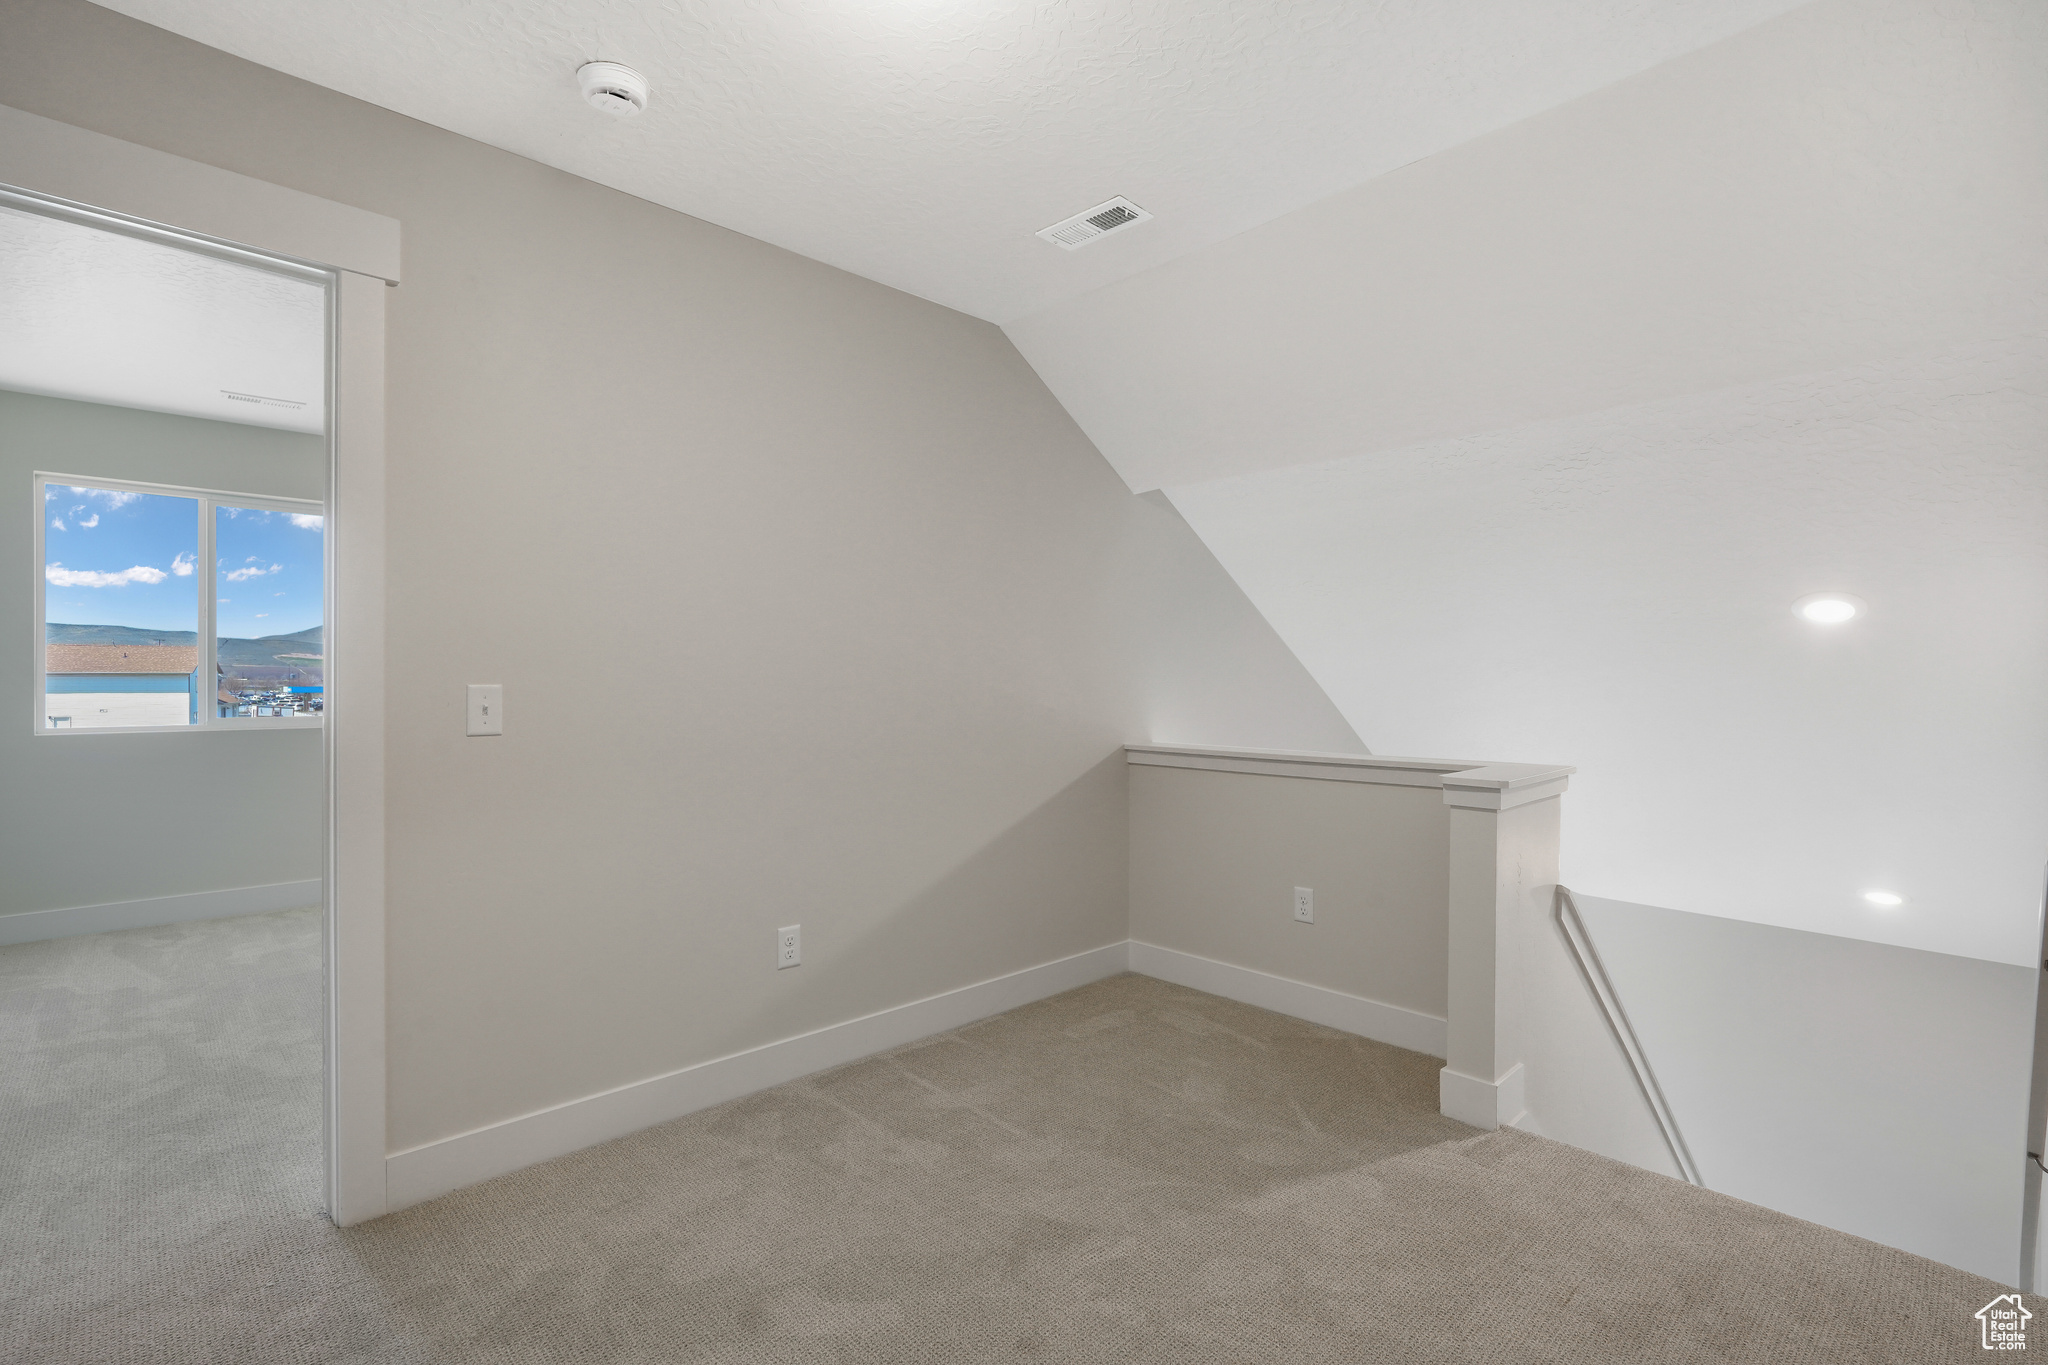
577,62,649,118
1037,197,1152,250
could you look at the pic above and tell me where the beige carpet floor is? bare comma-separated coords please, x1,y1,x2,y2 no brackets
1,908,2022,1363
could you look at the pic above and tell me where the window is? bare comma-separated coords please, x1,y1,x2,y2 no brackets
35,473,323,732
214,499,325,722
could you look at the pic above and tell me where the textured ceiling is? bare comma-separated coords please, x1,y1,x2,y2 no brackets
0,203,325,432
88,0,1807,324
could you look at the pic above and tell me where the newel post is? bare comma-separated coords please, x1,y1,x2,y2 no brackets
1438,763,1574,1130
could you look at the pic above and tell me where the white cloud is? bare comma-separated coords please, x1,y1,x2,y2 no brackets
288,513,324,530
46,562,168,588
171,552,195,577
255,613,268,619
223,562,282,582
245,556,258,562
219,598,230,604
78,514,99,529
49,518,64,532
274,591,286,597
64,486,140,509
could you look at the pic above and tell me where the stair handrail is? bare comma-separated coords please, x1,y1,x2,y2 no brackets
1555,885,1704,1187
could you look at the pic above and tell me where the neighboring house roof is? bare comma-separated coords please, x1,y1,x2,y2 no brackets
46,644,200,675
219,689,243,705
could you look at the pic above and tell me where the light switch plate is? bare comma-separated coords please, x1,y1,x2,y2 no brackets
466,684,503,736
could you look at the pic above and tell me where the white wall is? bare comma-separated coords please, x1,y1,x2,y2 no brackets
1008,0,2048,965
0,389,323,919
1571,894,2035,1285
1129,764,1447,1021
1513,889,1685,1183
1170,340,2047,964
0,0,1361,1155
45,693,189,729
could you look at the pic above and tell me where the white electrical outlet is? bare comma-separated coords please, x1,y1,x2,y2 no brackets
465,684,503,736
1293,887,1314,924
777,924,801,969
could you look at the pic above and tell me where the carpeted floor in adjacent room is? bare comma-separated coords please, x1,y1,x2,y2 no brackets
0,908,2017,1363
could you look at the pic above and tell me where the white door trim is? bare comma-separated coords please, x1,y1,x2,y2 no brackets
1,109,398,1225
326,269,389,1224
0,103,399,282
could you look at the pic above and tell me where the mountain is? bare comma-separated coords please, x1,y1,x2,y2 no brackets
47,622,322,667
218,626,322,668
45,622,197,647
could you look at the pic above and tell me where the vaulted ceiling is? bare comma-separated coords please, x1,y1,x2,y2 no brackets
88,0,1805,324
48,0,2048,972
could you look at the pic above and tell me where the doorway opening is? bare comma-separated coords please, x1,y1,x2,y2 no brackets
0,187,336,1221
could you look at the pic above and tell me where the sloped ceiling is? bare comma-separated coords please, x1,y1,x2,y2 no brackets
1005,0,2048,492
88,0,1804,324
1087,0,2048,965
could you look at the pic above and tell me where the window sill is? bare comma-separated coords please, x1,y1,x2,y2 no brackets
34,718,324,736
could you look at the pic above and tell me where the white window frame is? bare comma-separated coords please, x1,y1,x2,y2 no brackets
32,471,326,735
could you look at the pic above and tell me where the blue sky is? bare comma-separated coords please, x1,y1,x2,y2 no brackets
43,484,198,633
216,503,324,639
43,484,324,639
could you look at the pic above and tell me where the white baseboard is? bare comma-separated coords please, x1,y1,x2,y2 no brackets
0,878,322,946
383,939,1132,1213
1440,1062,1527,1131
382,937,1455,1217
1127,940,1446,1058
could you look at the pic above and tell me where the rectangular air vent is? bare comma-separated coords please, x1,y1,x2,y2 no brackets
221,390,307,412
1036,196,1153,250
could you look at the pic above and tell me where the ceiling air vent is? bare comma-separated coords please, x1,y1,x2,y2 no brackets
1036,197,1153,251
221,390,306,412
